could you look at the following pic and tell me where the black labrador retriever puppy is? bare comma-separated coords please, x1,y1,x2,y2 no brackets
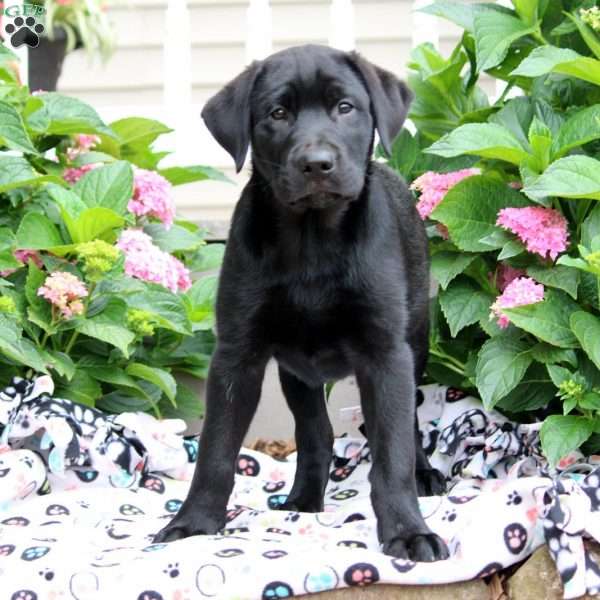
154,44,448,562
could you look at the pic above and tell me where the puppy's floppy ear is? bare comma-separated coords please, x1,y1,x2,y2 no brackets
348,52,413,157
201,61,262,173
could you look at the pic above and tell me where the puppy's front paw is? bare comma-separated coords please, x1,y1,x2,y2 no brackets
383,533,449,562
416,468,446,497
152,513,221,544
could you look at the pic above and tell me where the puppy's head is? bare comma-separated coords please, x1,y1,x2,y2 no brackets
202,44,412,212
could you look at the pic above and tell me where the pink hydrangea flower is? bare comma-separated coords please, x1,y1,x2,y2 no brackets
116,229,191,293
496,206,568,260
410,168,480,220
38,271,88,319
66,134,100,161
128,169,176,229
490,277,544,329
0,249,43,277
63,163,98,184
493,263,526,292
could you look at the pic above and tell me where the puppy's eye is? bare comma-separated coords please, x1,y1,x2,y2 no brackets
270,107,288,120
338,101,354,114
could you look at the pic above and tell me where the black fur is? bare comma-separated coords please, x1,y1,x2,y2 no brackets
154,44,448,562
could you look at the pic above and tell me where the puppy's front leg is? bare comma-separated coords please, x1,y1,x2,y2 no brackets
355,343,449,562
153,348,267,543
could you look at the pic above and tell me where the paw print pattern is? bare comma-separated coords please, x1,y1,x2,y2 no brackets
330,465,355,482
141,475,165,494
503,523,528,555
163,562,179,578
2,516,29,527
507,491,522,506
330,489,358,501
20,546,50,561
391,558,417,573
337,540,367,549
46,504,69,516
214,548,244,558
343,513,366,523
137,592,164,600
343,563,380,587
284,512,300,523
164,499,182,514
442,509,457,523
263,481,285,493
446,387,467,402
265,527,291,536
0,544,16,556
38,568,54,581
263,549,288,559
4,16,44,48
475,562,503,578
0,463,10,477
267,494,288,509
74,470,98,483
120,504,144,516
262,581,293,599
448,495,477,505
303,566,339,593
11,591,37,600
236,454,260,476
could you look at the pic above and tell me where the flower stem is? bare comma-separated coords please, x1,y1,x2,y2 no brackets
65,331,79,354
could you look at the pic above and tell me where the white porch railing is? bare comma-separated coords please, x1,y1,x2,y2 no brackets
13,0,442,169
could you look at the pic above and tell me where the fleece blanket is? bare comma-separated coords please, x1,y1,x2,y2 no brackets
1,377,600,600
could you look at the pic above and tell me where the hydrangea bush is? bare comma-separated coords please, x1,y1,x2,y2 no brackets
380,0,600,465
0,45,229,420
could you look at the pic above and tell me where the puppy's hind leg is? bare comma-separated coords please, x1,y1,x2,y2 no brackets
409,319,446,497
276,366,334,513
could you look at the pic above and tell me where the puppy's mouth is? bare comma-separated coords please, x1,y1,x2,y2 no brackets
288,191,346,211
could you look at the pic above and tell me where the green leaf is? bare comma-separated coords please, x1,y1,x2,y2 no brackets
546,364,572,387
503,289,580,348
144,223,204,253
45,351,75,380
473,10,536,71
527,265,579,299
553,105,600,159
125,363,177,405
431,176,530,251
420,1,512,32
511,0,542,25
540,415,594,467
68,208,124,244
570,311,600,371
159,381,203,421
0,156,38,193
57,369,102,407
378,129,419,179
583,204,600,250
523,156,600,201
84,366,150,399
475,335,533,409
158,165,232,186
489,96,533,150
564,12,600,61
185,275,218,330
430,251,476,289
127,289,191,334
438,277,493,337
425,123,529,165
26,93,114,137
16,213,64,249
498,239,525,260
190,243,226,272
74,161,133,215
530,343,577,367
76,298,135,357
511,46,600,86
0,100,38,154
109,117,172,149
496,362,555,413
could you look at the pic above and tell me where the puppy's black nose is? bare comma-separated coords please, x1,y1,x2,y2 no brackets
297,149,336,177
